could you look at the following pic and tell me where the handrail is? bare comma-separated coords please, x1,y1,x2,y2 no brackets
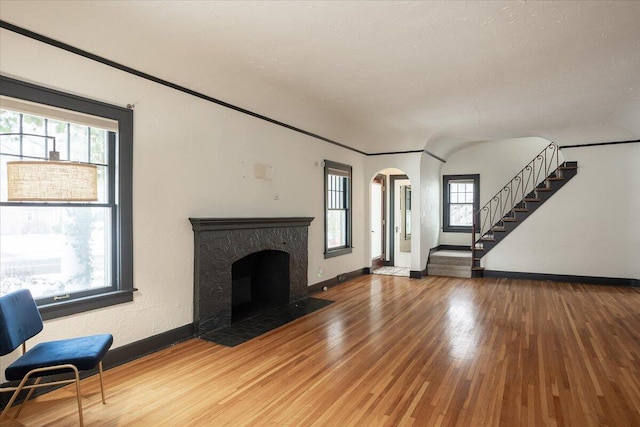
471,143,559,264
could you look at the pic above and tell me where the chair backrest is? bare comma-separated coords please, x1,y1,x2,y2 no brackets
0,289,44,356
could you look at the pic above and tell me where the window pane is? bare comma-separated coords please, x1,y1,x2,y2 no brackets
22,114,45,135
0,133,20,156
90,128,108,164
47,119,69,161
450,183,458,192
69,123,89,162
0,206,112,299
327,209,347,249
0,109,21,135
450,204,473,226
450,193,458,203
22,133,47,158
465,193,474,203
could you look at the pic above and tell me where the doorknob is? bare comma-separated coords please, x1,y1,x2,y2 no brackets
395,226,399,233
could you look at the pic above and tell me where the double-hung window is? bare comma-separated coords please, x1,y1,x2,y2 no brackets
324,160,352,258
0,76,133,319
443,174,479,232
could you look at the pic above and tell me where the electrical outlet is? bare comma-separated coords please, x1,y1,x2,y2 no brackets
273,193,279,200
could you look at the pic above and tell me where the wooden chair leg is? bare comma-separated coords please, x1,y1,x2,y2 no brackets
98,361,107,404
14,376,41,417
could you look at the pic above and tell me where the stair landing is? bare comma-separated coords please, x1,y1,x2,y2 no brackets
427,250,472,278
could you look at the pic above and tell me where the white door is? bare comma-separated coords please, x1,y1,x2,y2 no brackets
394,179,411,268
371,178,384,267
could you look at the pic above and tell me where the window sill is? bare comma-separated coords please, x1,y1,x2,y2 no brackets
324,247,353,259
442,227,472,233
39,289,137,321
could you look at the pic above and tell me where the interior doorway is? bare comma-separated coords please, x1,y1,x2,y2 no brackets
393,178,411,268
371,174,386,269
370,171,411,277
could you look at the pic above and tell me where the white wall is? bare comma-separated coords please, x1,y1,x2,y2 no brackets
420,154,442,268
439,137,554,246
0,29,366,378
483,143,640,279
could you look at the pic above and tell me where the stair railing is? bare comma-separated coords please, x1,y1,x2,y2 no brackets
471,143,559,255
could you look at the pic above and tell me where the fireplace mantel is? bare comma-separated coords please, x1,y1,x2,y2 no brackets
189,217,314,232
189,217,313,335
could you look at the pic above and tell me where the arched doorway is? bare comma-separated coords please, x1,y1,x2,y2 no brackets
370,168,411,277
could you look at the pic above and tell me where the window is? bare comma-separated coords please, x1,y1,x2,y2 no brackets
0,76,133,320
443,174,479,232
324,160,352,258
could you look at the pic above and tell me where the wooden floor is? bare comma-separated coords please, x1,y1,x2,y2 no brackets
3,275,640,426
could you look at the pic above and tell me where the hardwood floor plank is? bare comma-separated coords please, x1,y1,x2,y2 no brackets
3,275,640,426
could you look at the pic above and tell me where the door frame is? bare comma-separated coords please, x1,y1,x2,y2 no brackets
371,174,386,269
388,174,408,267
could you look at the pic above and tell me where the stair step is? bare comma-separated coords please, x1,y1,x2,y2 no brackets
523,198,541,202
427,264,472,278
547,177,565,181
491,227,506,232
512,208,529,212
429,253,472,266
558,166,578,170
502,217,518,222
535,187,553,192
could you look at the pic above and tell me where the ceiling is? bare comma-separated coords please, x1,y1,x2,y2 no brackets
1,1,639,158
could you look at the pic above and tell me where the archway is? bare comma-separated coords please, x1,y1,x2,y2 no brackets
369,168,411,277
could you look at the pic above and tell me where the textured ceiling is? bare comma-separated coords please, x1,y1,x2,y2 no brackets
1,1,639,158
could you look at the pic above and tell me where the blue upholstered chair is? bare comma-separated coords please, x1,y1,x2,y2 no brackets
0,289,113,426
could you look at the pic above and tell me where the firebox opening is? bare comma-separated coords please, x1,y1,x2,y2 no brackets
231,250,290,322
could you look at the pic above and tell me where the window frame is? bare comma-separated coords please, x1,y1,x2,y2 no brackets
0,75,134,320
324,160,352,258
442,174,480,233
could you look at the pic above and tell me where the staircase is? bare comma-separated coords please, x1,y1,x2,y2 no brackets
471,144,578,277
427,251,472,278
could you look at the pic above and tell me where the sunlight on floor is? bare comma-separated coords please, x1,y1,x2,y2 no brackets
372,266,410,277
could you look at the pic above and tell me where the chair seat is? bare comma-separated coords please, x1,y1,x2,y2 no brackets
5,334,113,381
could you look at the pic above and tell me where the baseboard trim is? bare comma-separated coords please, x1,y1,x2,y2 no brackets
1,323,195,409
308,268,368,294
410,269,427,279
103,323,195,369
483,270,640,287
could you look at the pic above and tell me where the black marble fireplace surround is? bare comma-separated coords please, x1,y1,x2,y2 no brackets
189,217,314,336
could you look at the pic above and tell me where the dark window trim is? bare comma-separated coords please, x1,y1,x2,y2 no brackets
324,160,352,258
442,174,479,233
0,75,134,319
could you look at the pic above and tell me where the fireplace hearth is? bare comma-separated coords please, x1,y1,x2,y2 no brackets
189,217,313,335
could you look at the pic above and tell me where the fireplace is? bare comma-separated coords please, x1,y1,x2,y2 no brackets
232,250,290,321
189,217,313,335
